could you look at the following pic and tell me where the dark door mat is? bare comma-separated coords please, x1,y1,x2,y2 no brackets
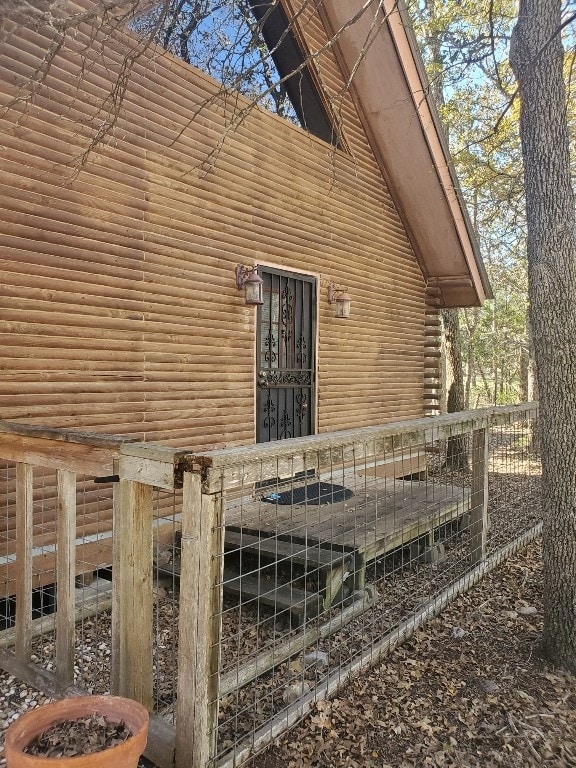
262,482,354,506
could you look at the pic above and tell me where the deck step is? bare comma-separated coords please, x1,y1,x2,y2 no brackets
224,529,354,571
222,567,323,624
158,559,324,625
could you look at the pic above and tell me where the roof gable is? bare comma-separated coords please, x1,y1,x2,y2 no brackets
248,0,338,144
315,0,491,307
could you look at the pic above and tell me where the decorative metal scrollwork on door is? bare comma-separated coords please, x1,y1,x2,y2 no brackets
296,334,308,365
256,269,316,443
278,410,293,439
264,331,277,363
263,395,276,429
258,370,312,387
295,392,308,424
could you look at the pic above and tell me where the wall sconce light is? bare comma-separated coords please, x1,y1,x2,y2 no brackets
236,264,263,305
328,283,352,318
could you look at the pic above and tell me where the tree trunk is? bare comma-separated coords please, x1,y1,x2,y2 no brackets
465,333,474,410
510,0,576,671
519,313,532,402
476,361,493,406
519,344,529,402
463,307,480,411
520,316,540,452
443,308,469,470
527,322,540,454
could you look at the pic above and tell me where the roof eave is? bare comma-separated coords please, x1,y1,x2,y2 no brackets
320,0,492,307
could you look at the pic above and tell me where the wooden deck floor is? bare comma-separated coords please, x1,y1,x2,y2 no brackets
224,475,471,613
1,468,470,624
227,477,469,551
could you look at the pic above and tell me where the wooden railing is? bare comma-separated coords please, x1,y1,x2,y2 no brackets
0,404,540,768
0,421,184,768
178,402,539,767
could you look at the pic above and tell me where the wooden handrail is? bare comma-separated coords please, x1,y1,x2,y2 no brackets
0,420,138,447
187,403,538,493
187,403,538,469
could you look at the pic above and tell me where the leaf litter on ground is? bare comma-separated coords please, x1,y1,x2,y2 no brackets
24,715,130,757
251,538,576,768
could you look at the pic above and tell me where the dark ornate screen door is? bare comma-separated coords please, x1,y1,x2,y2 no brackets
256,268,316,442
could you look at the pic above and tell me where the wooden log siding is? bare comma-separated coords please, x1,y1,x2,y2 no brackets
0,11,427,450
424,283,442,416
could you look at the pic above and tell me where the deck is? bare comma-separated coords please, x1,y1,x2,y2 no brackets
165,474,471,624
1,462,470,624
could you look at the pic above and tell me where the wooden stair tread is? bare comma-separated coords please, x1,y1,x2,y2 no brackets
224,530,354,570
157,560,324,620
221,568,323,618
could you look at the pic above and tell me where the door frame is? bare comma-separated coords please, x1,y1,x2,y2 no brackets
253,263,319,443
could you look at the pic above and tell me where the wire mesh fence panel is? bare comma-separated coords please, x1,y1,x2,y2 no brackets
0,407,542,768
152,486,183,724
486,406,541,554
70,474,115,694
7,465,61,675
204,439,470,762
0,468,118,689
0,462,17,638
0,431,155,696
169,405,542,767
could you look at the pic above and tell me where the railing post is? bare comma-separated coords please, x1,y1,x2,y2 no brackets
470,427,489,564
176,471,224,768
55,469,76,687
15,463,33,662
111,478,154,710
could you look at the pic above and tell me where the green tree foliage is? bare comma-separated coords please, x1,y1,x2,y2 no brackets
410,0,530,406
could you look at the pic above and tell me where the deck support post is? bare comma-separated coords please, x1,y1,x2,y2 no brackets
111,478,154,710
470,427,489,564
15,463,33,662
55,470,77,687
176,472,224,768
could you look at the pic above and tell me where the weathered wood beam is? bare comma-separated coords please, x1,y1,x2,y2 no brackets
55,469,77,687
119,443,188,490
0,420,136,446
0,434,119,476
111,479,154,710
188,404,538,492
15,463,33,662
175,472,224,768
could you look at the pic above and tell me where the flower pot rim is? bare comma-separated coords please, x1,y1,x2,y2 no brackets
5,695,149,766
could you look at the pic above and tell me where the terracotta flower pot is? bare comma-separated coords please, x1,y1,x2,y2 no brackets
5,695,149,768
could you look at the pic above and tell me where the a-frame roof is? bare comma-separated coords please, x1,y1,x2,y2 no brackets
318,0,492,307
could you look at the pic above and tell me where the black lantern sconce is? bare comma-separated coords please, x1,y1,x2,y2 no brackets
236,264,264,305
328,283,351,318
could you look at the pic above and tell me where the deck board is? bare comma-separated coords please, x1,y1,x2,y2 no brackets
224,475,470,609
226,477,470,559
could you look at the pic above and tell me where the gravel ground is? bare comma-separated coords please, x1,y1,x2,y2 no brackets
0,679,52,764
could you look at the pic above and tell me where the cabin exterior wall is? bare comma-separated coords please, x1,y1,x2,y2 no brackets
0,12,430,450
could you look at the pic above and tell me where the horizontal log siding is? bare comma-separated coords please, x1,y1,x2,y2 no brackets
424,285,443,416
0,11,426,449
